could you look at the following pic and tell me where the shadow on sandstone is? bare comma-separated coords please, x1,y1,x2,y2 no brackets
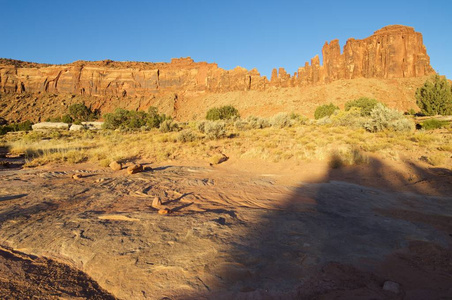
190,157,452,299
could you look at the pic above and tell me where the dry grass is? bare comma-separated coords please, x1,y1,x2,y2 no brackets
2,120,451,169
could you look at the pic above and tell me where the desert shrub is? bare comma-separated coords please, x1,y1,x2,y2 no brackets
314,103,339,120
159,119,179,133
0,120,33,135
270,112,292,128
247,116,270,129
103,109,130,129
68,103,99,122
330,107,366,128
147,106,168,128
177,129,197,142
290,113,309,125
421,118,449,130
364,104,414,132
103,107,167,130
202,121,226,139
416,75,452,116
345,97,380,116
124,110,148,129
206,105,240,121
61,114,73,123
329,148,369,169
234,119,250,131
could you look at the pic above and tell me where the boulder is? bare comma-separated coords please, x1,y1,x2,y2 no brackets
152,197,162,208
109,161,122,171
69,124,85,131
158,208,172,215
127,164,143,174
32,122,70,131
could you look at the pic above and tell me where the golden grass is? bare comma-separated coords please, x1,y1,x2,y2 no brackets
2,122,451,169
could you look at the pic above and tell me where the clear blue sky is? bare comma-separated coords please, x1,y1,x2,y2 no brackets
1,0,451,79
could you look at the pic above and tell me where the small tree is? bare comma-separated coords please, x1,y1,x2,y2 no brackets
68,103,99,122
345,97,380,116
314,103,339,120
415,75,452,116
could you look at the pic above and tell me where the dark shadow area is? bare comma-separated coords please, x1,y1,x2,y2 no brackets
192,157,452,299
0,194,28,202
0,246,117,299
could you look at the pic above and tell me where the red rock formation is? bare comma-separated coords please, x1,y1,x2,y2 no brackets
0,25,435,122
297,25,434,84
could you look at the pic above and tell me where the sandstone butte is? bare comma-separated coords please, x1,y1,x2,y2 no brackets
0,25,436,122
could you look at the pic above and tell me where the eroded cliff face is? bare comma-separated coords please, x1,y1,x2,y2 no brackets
0,25,435,121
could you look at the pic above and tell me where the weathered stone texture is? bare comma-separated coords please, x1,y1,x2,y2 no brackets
0,25,434,99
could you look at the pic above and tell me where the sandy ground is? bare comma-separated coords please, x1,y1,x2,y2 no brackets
0,154,451,299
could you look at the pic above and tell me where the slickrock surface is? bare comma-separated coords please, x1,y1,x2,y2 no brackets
0,158,451,299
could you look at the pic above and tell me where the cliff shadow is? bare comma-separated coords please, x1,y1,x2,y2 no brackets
191,157,452,299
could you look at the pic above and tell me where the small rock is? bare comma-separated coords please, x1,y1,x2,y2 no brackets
158,208,172,215
109,161,122,171
217,217,226,225
152,197,162,208
383,281,400,294
72,174,83,180
127,164,143,175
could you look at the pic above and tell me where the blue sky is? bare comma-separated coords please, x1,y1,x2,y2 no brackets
1,0,451,79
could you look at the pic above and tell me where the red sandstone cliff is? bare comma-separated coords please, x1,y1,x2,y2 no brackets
0,25,436,121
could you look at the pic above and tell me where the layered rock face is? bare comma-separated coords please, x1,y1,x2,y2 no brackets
0,25,435,122
1,25,434,97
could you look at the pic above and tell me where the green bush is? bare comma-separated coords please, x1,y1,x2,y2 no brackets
102,107,168,130
68,103,99,122
314,103,339,120
0,120,33,135
61,114,73,123
364,104,414,132
206,105,240,121
345,97,380,116
416,75,452,116
421,118,449,130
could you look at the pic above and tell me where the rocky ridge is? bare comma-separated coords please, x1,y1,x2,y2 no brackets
0,25,435,121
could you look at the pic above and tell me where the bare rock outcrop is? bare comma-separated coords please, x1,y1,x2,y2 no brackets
0,25,435,122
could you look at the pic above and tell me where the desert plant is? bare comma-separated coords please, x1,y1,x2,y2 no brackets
0,120,33,135
247,116,270,129
159,119,179,133
69,103,99,122
270,112,292,128
234,119,249,131
364,104,414,132
416,75,452,116
177,129,197,142
61,114,73,123
421,118,449,130
330,107,366,128
314,103,339,120
345,97,380,116
206,105,240,121
202,121,226,139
